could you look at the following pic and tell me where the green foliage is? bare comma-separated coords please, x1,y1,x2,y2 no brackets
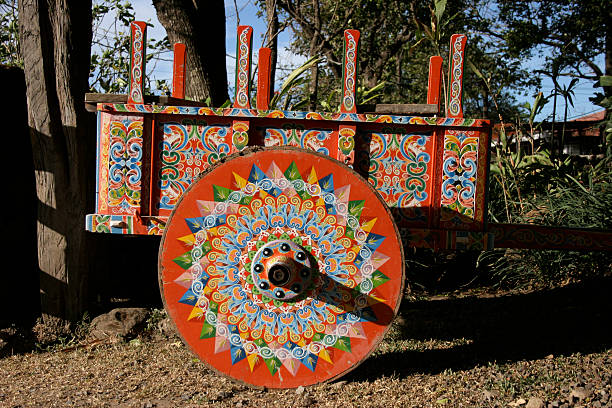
0,0,172,93
594,76,612,156
269,56,322,110
0,0,20,66
90,0,171,94
485,105,612,288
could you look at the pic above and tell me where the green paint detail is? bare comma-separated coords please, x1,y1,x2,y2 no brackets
239,195,253,206
213,185,233,202
346,228,355,240
279,232,291,240
200,320,216,339
284,162,302,181
312,332,324,342
346,200,365,239
199,301,218,339
371,270,390,288
172,251,193,270
267,234,279,242
273,299,284,307
248,251,256,260
332,336,352,352
284,161,311,199
256,240,266,249
246,273,254,284
291,236,303,245
255,338,282,375
348,200,365,218
200,241,212,255
264,357,282,376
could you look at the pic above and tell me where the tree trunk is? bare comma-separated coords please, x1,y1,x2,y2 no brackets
152,0,229,105
605,6,611,101
265,0,279,98
307,0,321,111
551,91,557,155
19,0,93,325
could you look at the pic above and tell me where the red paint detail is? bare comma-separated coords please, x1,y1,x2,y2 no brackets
233,25,253,109
446,34,467,118
172,43,186,99
257,47,272,110
159,148,404,388
341,29,360,113
427,56,443,108
128,21,147,104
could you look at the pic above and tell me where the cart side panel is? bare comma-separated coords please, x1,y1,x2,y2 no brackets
153,115,234,216
86,110,152,234
256,120,337,157
355,127,435,229
436,127,490,231
96,111,145,216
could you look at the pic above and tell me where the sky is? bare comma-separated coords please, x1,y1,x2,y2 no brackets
126,0,604,121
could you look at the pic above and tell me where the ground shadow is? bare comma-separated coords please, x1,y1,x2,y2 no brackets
347,277,612,381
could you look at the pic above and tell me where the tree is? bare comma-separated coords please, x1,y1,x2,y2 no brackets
0,0,20,66
152,0,229,105
90,0,172,94
477,0,611,106
19,0,94,325
271,0,532,118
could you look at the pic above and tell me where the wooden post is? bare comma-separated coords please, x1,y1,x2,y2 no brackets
427,55,443,113
172,43,186,99
257,47,272,110
128,21,147,104
446,34,467,118
233,25,253,109
341,29,360,114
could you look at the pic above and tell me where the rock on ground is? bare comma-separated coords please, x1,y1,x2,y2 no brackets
87,307,149,341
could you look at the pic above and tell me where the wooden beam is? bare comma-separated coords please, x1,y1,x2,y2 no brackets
84,93,207,112
233,25,253,109
427,56,443,110
172,43,186,99
357,103,440,115
257,47,272,110
341,29,360,113
128,21,147,104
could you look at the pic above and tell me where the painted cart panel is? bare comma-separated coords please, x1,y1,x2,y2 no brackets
85,22,493,250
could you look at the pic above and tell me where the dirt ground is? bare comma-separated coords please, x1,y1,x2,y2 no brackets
1,278,611,408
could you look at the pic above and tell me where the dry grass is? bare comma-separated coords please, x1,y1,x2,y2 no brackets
2,279,612,407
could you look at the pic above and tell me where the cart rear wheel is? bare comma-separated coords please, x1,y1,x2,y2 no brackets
159,147,404,388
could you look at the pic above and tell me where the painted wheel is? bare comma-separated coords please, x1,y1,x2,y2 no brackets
159,147,404,388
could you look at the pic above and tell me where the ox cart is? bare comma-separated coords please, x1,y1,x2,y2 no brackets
85,22,612,388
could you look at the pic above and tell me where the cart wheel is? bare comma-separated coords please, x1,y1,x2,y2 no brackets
159,147,404,388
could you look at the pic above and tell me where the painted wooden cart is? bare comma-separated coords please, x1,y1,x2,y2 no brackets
85,22,612,388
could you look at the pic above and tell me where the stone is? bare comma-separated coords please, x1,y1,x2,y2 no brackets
483,390,499,401
526,397,545,408
570,387,589,402
295,386,305,395
87,308,149,341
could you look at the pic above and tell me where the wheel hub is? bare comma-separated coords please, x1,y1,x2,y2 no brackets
251,239,314,301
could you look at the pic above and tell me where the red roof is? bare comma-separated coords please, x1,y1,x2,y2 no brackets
571,110,605,122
